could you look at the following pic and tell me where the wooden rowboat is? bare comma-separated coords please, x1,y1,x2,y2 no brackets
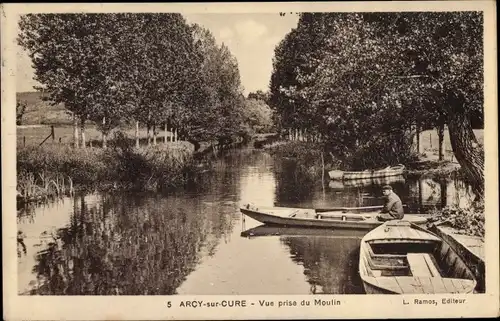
329,164,405,181
240,204,428,230
359,220,477,294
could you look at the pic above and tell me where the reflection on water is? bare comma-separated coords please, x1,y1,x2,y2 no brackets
17,148,476,295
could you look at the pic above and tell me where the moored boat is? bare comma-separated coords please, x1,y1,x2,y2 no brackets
328,164,405,181
359,220,477,294
240,204,428,230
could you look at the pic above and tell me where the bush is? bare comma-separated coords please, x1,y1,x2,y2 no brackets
429,201,485,238
265,141,337,179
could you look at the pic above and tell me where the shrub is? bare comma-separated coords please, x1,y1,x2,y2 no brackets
429,201,485,238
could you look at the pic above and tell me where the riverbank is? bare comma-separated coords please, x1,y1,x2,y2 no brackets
17,142,200,205
264,140,462,181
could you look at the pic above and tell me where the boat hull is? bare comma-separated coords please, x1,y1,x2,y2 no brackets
358,221,477,294
329,165,405,180
240,207,427,230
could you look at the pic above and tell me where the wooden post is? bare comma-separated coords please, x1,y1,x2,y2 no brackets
73,114,79,148
173,128,177,142
416,122,420,154
135,121,140,148
146,124,151,146
164,122,167,143
51,125,55,141
23,136,26,147
429,132,432,149
321,152,325,196
80,119,86,148
153,124,157,145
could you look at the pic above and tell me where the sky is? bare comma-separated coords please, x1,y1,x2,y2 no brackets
16,13,299,95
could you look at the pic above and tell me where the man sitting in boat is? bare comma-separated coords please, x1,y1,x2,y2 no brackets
377,185,404,221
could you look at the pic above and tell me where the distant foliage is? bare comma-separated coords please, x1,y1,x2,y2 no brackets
242,98,274,134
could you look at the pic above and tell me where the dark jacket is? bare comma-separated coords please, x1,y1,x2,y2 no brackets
380,191,404,219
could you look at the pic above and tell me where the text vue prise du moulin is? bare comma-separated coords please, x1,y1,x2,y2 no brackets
167,297,468,309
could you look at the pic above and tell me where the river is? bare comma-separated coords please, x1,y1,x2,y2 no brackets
17,147,476,295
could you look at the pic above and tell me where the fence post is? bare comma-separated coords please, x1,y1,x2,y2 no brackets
23,136,26,147
51,125,55,141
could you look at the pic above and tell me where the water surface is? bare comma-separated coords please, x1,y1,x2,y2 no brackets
17,148,475,295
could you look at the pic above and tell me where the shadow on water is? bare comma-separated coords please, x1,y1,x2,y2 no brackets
281,236,364,294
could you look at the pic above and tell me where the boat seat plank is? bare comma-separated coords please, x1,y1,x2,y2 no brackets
415,277,435,294
376,277,402,293
429,277,448,293
407,253,441,277
395,277,425,294
442,278,461,293
451,278,467,291
404,227,423,240
459,279,476,293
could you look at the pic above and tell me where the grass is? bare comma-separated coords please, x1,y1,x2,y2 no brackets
17,91,71,126
17,142,198,203
418,128,484,162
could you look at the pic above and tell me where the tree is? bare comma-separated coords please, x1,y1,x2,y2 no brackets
247,90,269,103
242,98,274,134
16,100,27,126
18,14,128,148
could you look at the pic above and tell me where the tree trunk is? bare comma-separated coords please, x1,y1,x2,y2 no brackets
153,124,157,145
438,122,444,161
146,124,151,146
73,114,79,148
446,99,484,197
135,121,140,148
80,119,86,148
416,122,420,154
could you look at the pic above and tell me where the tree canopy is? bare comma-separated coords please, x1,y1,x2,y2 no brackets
270,12,484,195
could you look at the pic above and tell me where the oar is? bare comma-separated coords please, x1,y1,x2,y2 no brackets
316,204,408,213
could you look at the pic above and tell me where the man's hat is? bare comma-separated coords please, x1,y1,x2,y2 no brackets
382,185,393,190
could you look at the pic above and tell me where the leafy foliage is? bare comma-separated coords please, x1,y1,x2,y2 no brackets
429,201,485,238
